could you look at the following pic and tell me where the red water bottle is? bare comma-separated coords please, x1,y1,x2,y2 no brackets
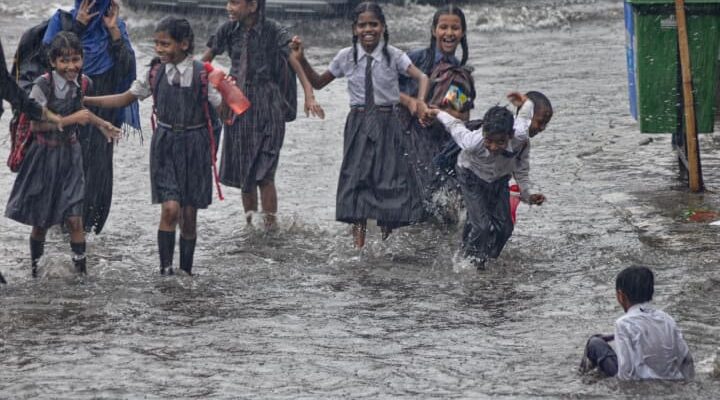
204,62,251,116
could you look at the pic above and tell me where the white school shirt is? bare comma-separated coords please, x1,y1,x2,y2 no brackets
129,56,222,108
513,99,534,141
436,110,531,201
328,41,412,107
615,303,694,380
29,71,83,107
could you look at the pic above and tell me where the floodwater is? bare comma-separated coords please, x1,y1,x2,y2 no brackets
1,0,719,398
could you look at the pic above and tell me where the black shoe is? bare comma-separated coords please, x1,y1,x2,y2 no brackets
0,272,6,284
31,261,39,278
179,265,193,276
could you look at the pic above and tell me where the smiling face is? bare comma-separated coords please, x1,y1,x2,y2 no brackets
226,0,256,24
50,50,83,82
483,131,510,155
433,14,464,56
354,11,384,53
153,31,189,65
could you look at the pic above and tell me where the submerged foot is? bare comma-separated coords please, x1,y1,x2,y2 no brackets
160,266,175,276
352,223,367,248
179,265,193,276
380,226,392,241
0,272,6,284
73,257,87,275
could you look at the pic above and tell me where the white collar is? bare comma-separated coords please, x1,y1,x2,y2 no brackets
356,40,386,62
51,70,80,91
627,302,653,315
166,56,193,74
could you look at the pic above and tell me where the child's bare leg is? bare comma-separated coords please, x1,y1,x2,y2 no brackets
66,216,86,274
158,201,180,275
30,226,48,277
259,180,278,229
242,190,258,225
178,206,198,276
352,220,367,248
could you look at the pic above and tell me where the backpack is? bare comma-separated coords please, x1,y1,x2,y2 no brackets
7,73,90,172
427,62,476,113
148,60,224,200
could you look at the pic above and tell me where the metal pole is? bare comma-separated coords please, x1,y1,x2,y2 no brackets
675,0,703,192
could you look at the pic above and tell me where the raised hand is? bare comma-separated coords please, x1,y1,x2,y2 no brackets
76,0,100,26
289,36,304,60
102,0,120,30
507,91,527,108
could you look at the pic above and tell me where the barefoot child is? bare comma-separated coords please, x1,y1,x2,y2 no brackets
4,32,120,278
580,266,694,380
290,1,430,247
428,106,545,267
85,18,222,276
202,0,323,229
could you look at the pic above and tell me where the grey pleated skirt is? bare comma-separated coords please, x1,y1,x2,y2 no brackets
336,107,424,229
150,126,213,209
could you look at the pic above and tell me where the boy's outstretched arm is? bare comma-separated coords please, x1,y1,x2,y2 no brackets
513,141,544,204
84,90,138,109
427,109,484,150
289,36,334,90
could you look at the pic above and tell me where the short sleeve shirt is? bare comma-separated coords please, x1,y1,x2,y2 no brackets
29,71,87,107
328,42,412,107
129,57,221,108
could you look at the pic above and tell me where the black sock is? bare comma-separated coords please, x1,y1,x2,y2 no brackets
30,237,45,277
71,241,87,274
158,230,176,272
179,237,196,275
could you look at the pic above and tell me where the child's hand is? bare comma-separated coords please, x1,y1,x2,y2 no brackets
219,103,235,126
507,91,527,108
98,121,121,143
289,36,304,59
304,96,325,119
43,108,63,130
74,109,93,126
529,193,546,205
102,0,119,30
76,0,100,26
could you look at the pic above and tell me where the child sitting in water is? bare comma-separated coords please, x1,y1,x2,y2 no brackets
580,266,695,380
427,105,545,268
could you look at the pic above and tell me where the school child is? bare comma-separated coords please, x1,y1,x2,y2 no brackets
427,106,545,268
4,32,121,278
1,39,64,284
43,0,140,235
202,0,323,230
506,91,553,223
289,1,430,247
84,18,222,276
580,266,695,380
398,5,474,224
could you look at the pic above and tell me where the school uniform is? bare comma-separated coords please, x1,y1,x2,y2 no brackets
399,48,468,222
436,111,530,260
329,41,424,228
5,71,88,228
585,303,695,380
207,19,290,193
130,57,222,209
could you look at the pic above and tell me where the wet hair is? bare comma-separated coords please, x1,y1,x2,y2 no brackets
526,91,553,124
155,17,195,55
616,266,654,304
351,2,391,65
423,4,469,74
482,106,515,137
47,31,84,62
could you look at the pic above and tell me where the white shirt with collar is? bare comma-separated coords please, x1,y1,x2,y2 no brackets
436,110,531,201
130,56,222,108
615,303,694,380
328,40,412,107
513,99,535,142
29,70,83,107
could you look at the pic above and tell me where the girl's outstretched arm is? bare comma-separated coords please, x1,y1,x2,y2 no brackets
84,90,138,109
405,64,429,120
290,36,335,90
289,55,325,119
31,108,92,132
87,111,122,142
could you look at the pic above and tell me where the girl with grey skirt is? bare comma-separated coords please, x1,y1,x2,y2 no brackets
291,1,429,247
5,32,120,278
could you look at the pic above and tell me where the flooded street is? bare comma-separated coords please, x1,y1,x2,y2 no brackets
1,0,720,398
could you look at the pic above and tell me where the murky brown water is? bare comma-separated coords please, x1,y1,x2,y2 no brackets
1,1,719,398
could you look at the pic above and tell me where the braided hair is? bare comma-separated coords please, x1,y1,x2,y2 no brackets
423,4,468,74
351,1,391,66
482,106,515,138
155,17,195,55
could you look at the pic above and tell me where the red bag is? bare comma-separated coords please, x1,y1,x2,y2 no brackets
509,182,521,225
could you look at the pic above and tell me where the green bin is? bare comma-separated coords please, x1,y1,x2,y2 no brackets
627,0,720,133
